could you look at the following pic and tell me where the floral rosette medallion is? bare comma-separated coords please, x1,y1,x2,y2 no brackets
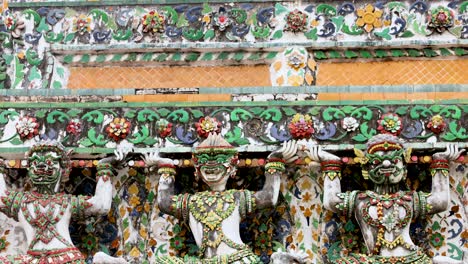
106,117,131,142
427,115,446,134
288,113,314,139
377,113,403,136
285,9,308,32
142,10,165,33
16,116,40,140
195,117,221,138
155,119,172,138
66,119,82,136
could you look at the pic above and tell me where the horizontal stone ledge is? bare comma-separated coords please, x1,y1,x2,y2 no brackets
0,84,466,98
50,40,468,55
0,98,466,107
0,142,466,159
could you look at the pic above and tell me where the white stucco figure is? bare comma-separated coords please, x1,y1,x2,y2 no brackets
303,134,464,264
145,132,299,263
0,141,128,264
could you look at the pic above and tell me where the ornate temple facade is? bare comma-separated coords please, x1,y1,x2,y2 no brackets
0,0,466,263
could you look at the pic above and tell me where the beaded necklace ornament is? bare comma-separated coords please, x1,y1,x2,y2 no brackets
359,191,415,254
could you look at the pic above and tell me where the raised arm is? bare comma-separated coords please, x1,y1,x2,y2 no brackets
86,148,128,215
143,151,176,216
426,144,464,214
256,140,298,209
304,144,342,213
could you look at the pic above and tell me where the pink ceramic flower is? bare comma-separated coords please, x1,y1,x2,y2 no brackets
66,119,82,135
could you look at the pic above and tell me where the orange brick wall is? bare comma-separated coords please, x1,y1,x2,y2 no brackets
317,59,468,86
68,59,467,89
68,65,271,89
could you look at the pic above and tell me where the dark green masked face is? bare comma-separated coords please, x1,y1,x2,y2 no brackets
28,151,62,193
366,149,405,185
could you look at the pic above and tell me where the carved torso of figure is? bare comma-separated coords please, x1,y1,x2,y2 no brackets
0,191,91,263
173,189,256,260
354,191,417,256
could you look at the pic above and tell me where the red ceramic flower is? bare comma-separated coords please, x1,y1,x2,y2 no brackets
16,116,40,140
142,10,165,33
156,119,172,138
288,113,314,139
195,117,221,138
377,113,403,136
73,14,92,35
285,9,309,33
66,119,82,136
427,115,446,134
106,117,131,142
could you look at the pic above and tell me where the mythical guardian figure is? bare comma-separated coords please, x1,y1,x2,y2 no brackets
304,134,464,264
145,133,299,263
0,141,127,264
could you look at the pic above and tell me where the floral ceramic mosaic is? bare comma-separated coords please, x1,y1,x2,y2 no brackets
0,104,465,148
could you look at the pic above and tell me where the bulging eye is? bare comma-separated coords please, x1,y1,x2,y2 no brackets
373,159,380,165
33,161,38,166
46,160,52,165
394,158,400,163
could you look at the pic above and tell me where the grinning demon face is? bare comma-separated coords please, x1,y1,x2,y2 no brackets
25,141,71,194
28,150,62,194
366,148,406,185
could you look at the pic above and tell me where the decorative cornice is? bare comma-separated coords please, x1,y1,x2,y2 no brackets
0,100,466,156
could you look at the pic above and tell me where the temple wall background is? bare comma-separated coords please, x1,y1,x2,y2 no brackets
0,0,466,263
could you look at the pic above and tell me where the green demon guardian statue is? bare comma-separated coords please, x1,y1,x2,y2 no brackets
145,133,299,264
0,141,127,264
305,134,464,264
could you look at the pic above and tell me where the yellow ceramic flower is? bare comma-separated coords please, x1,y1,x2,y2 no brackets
356,4,383,32
310,19,320,27
202,14,211,24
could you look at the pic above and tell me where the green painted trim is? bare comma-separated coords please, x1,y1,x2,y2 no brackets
57,46,468,66
9,0,283,8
